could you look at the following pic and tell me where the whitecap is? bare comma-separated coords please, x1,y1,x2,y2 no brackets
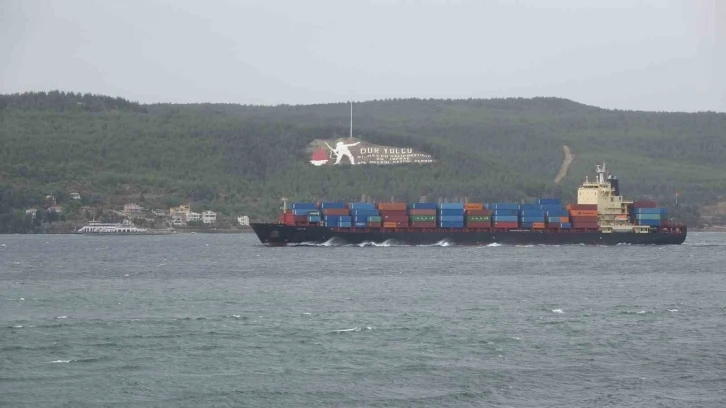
56,316,68,319
13,325,23,328
487,242,502,247
552,309,564,314
48,360,71,364
230,315,241,318
20,298,24,301
335,327,361,333
636,310,646,314
302,312,311,315
668,309,678,312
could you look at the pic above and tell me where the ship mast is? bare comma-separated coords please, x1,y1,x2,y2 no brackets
595,162,607,184
349,100,353,139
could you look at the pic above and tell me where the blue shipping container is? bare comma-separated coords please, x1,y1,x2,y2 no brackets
351,209,379,216
539,204,564,211
291,202,317,209
338,221,352,228
439,209,464,216
492,209,518,216
308,215,321,223
537,198,561,205
520,222,533,229
632,208,667,214
518,204,542,211
439,221,464,228
559,222,572,229
409,203,438,209
493,215,518,222
320,202,347,209
348,203,376,210
637,219,661,226
354,222,367,228
440,215,465,222
520,216,545,222
438,203,464,210
520,210,545,216
546,216,565,223
490,203,519,210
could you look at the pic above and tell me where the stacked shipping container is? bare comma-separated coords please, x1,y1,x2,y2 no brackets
567,204,598,229
438,203,465,228
630,201,668,227
288,197,664,232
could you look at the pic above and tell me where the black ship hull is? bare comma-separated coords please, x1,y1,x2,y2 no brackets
251,223,687,246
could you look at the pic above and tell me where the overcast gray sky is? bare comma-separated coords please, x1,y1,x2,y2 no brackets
1,0,723,111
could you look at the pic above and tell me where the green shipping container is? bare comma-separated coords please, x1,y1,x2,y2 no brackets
466,215,491,222
367,216,382,222
409,215,436,222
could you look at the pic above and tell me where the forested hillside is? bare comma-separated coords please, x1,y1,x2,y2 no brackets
1,91,724,230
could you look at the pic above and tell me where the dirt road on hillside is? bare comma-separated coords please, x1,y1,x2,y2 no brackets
554,145,574,184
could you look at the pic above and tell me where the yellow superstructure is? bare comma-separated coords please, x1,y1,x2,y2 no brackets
576,163,650,234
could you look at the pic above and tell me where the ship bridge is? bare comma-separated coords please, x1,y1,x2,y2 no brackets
577,163,649,234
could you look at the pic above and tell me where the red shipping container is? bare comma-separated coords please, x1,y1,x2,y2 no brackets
410,222,436,228
465,209,492,216
377,203,407,211
322,208,350,216
632,201,657,208
493,222,518,228
294,215,308,223
570,216,598,223
280,213,295,225
379,210,407,216
382,215,409,222
567,204,598,210
408,209,436,216
367,221,382,228
466,222,491,228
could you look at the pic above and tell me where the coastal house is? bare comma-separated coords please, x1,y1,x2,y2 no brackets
171,213,187,227
237,215,250,226
202,211,217,224
169,204,191,216
47,205,62,213
187,212,201,222
26,208,38,218
70,192,81,200
152,209,167,217
123,203,142,215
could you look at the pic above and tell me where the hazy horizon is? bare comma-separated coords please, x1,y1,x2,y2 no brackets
2,0,724,112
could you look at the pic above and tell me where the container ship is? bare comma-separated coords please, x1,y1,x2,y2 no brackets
251,164,687,246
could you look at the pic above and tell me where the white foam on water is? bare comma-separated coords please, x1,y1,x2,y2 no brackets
668,309,678,312
636,310,647,314
335,327,361,333
56,316,68,319
20,298,24,301
48,360,71,364
552,309,564,314
302,313,311,315
13,325,23,328
486,243,502,247
230,315,241,319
